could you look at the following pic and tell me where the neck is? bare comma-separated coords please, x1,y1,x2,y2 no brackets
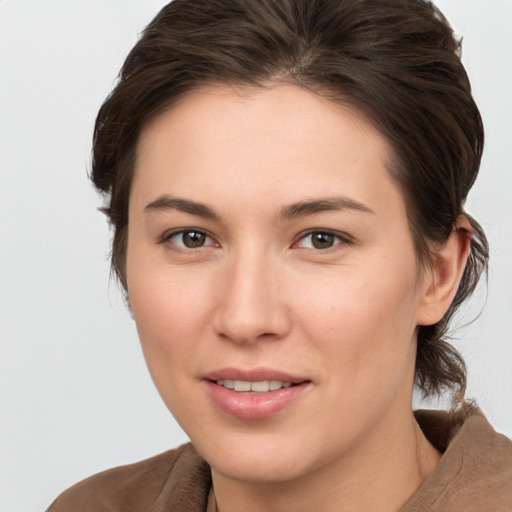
211,408,441,512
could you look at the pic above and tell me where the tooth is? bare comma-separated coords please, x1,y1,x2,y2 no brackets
234,380,251,392
217,380,225,386
224,380,234,389
269,380,283,390
282,382,292,388
251,381,270,392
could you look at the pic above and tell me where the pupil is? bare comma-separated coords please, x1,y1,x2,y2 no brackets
183,231,205,248
312,232,334,249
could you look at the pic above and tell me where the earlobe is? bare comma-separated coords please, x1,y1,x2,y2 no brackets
417,215,473,326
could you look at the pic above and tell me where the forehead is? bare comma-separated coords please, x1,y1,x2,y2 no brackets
133,84,398,208
138,84,380,154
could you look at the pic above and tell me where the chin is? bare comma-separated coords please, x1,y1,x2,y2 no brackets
191,427,327,484
211,454,309,484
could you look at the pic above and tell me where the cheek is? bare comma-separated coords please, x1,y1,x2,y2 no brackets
292,257,421,382
127,268,217,429
126,256,216,373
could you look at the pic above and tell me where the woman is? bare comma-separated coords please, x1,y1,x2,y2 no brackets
48,0,512,510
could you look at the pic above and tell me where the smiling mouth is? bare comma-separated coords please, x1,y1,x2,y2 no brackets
215,379,296,392
205,375,311,419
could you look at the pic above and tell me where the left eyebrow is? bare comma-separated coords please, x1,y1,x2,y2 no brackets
279,196,374,220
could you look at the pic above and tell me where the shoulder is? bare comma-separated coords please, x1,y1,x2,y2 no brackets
405,406,512,511
47,443,211,512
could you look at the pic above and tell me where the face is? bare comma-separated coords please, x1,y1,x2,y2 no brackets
126,85,430,483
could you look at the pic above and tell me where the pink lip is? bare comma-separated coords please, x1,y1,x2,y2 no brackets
202,367,311,420
203,367,308,383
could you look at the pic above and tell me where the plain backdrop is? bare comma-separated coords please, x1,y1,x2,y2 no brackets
0,1,511,510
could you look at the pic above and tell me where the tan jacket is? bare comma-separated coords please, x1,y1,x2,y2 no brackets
48,408,512,511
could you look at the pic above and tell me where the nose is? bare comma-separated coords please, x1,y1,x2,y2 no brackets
212,251,291,344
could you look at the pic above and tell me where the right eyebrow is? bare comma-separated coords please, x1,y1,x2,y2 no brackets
144,195,219,220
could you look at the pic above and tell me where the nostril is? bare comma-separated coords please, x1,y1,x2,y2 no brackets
212,283,292,344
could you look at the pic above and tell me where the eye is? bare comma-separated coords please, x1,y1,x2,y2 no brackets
295,231,347,250
164,229,215,249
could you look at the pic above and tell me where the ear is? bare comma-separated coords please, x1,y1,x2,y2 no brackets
416,215,473,326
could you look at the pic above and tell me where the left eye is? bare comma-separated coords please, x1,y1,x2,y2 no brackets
296,231,345,250
165,230,214,249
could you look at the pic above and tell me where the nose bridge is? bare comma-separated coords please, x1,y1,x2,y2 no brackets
213,243,288,343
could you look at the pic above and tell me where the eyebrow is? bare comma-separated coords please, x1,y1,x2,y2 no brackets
144,195,374,221
145,196,219,219
279,197,374,220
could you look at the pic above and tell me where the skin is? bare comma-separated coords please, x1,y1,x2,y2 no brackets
126,85,471,512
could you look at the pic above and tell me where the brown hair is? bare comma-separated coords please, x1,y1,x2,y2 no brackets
92,0,488,402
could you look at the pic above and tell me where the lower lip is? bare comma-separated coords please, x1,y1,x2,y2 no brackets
204,381,310,420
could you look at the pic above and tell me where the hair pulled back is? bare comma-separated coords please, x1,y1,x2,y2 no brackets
92,0,489,402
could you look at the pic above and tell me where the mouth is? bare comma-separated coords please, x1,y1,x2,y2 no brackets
203,369,311,420
214,379,295,393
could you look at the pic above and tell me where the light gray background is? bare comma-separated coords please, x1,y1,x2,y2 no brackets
0,1,511,510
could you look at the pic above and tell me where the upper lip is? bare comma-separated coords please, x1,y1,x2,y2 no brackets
202,367,309,384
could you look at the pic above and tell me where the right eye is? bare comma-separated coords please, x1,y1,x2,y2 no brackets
163,229,215,249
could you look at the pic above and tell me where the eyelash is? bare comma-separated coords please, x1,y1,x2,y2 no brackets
159,229,352,252
160,229,216,250
293,230,352,252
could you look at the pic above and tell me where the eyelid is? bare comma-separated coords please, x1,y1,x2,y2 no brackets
158,227,352,251
160,228,218,249
293,229,353,250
